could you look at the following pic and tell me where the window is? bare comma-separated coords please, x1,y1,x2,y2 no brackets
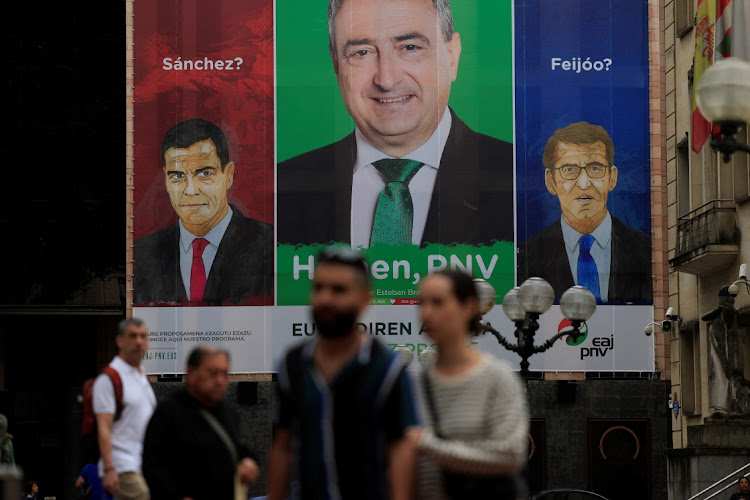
675,0,695,38
679,323,701,415
677,135,691,216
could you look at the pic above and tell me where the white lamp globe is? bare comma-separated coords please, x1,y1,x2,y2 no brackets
418,346,438,366
696,58,750,124
517,277,555,315
559,286,597,322
393,344,414,366
502,287,526,322
473,278,497,315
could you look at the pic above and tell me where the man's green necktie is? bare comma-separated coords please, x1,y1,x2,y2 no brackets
370,159,424,246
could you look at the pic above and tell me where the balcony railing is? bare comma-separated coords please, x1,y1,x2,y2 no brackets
670,200,738,274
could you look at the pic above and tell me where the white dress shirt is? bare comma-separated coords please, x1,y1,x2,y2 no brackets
560,212,613,302
178,206,233,294
351,109,452,248
92,355,157,474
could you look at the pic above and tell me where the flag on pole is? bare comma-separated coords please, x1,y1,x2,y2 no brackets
734,0,750,59
692,0,717,153
713,0,732,142
716,0,733,59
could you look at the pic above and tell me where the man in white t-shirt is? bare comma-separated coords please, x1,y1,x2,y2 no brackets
93,318,156,500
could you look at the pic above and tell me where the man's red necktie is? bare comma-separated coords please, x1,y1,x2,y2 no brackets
190,238,210,302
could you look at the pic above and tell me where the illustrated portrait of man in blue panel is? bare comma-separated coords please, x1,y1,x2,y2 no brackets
517,121,652,305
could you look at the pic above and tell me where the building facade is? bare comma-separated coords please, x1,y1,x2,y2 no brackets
0,0,676,498
666,0,750,497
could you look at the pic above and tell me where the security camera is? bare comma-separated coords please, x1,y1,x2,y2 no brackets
741,263,748,281
644,324,653,336
665,307,674,319
729,283,740,297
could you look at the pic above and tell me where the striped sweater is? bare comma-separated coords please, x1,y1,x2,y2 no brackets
414,353,529,500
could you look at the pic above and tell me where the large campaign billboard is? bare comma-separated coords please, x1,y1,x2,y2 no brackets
132,0,275,371
131,0,654,373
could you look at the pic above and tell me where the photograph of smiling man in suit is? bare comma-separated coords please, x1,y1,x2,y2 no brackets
277,0,514,248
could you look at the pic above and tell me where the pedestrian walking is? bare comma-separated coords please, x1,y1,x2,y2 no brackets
93,317,156,500
267,247,421,500
414,270,529,500
142,345,260,500
20,480,38,500
730,477,750,500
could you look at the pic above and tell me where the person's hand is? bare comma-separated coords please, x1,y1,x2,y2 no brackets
74,476,84,488
238,458,260,485
102,469,119,494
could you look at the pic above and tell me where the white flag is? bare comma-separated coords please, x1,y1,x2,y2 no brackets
733,0,750,59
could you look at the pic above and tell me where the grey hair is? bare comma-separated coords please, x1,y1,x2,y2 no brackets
117,317,146,336
187,344,231,369
328,0,455,56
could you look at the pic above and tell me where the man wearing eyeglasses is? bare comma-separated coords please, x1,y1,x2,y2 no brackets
517,121,652,304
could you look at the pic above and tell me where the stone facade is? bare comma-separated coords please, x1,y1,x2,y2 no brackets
665,0,750,496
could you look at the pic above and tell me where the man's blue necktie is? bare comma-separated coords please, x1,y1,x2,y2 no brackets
578,234,601,302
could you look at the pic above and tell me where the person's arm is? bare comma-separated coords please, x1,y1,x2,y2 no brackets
92,374,118,494
387,428,420,500
382,367,421,500
268,354,298,500
419,366,529,475
95,412,118,494
142,401,184,499
224,402,260,487
267,428,292,500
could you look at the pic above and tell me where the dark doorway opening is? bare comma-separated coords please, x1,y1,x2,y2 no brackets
588,420,651,500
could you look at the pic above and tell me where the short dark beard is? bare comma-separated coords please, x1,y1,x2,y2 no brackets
312,306,359,339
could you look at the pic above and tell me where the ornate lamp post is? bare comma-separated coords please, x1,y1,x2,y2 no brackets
474,278,597,378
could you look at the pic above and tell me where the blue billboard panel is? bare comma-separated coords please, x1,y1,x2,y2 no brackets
515,0,653,305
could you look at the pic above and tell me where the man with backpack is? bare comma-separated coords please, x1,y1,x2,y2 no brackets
93,317,156,499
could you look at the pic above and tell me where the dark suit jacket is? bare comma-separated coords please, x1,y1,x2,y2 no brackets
517,216,653,304
277,109,514,246
134,206,273,306
143,390,255,500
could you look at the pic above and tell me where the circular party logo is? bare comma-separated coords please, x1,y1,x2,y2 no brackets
559,319,589,346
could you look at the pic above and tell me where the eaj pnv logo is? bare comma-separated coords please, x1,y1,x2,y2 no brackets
559,319,589,346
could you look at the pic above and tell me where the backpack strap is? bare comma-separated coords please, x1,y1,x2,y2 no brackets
101,366,124,420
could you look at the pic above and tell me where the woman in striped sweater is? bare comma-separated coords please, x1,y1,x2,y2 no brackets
414,270,529,500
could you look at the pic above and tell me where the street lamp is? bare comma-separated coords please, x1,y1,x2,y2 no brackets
695,58,750,162
474,278,597,378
